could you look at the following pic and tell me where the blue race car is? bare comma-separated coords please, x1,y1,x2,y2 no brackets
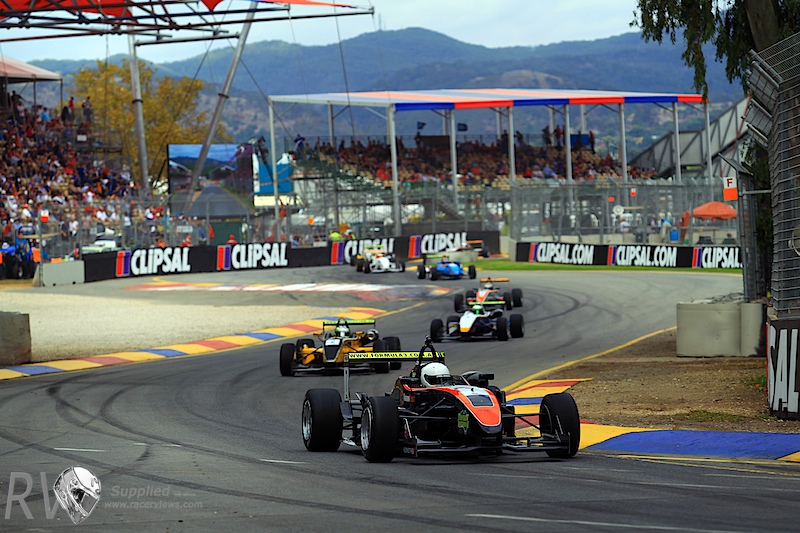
416,255,477,281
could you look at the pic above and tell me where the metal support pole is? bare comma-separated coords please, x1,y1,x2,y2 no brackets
704,101,713,180
327,104,335,147
673,102,682,184
564,105,572,182
128,34,149,197
269,102,281,239
508,107,516,186
388,105,402,236
185,2,258,214
618,103,629,183
449,110,458,214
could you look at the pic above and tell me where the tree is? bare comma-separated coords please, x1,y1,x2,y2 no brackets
634,0,800,300
634,1,800,98
71,59,230,194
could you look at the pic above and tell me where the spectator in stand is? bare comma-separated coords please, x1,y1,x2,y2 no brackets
554,125,563,148
68,96,75,124
226,234,238,245
82,97,93,123
180,235,192,247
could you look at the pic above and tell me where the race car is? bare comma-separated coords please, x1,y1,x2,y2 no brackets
431,303,524,341
300,336,580,462
279,318,402,376
360,249,405,274
352,247,390,272
454,277,523,312
416,255,476,281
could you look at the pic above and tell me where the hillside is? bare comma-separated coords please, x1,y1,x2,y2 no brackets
30,28,742,147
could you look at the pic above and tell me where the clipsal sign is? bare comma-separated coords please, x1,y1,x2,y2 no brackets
693,246,742,269
419,232,467,255
768,319,800,418
340,238,396,265
115,247,191,277
217,242,288,270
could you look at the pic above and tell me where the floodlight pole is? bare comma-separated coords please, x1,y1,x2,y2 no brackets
183,2,258,215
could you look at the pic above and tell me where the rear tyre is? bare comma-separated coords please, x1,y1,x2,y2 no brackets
280,343,295,376
361,396,399,462
512,288,523,307
356,258,364,272
503,292,513,310
496,316,509,341
430,318,444,342
384,337,401,369
468,265,477,279
454,293,464,312
416,265,426,279
540,392,580,458
430,269,439,281
399,261,406,272
302,388,343,452
371,339,389,373
510,314,524,338
363,261,371,273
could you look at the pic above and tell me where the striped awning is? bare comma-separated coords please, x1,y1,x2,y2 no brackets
270,88,705,111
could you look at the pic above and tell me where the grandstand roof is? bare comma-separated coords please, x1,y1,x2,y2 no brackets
269,88,704,111
0,56,62,83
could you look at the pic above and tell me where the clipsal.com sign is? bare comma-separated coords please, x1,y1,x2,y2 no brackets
531,242,595,265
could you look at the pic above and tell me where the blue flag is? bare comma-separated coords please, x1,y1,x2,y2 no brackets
417,122,426,130
457,123,468,132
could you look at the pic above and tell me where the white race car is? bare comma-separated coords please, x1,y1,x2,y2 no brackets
360,249,405,274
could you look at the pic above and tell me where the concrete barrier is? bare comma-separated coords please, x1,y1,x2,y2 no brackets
32,260,85,287
0,312,31,365
676,300,765,357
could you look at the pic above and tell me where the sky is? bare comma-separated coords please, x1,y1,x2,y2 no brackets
0,0,640,64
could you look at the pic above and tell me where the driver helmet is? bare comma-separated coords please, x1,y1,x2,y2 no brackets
53,466,101,525
440,255,449,262
335,324,350,338
471,304,484,314
482,280,494,289
420,362,451,387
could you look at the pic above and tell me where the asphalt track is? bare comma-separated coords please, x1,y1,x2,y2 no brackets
1,266,800,531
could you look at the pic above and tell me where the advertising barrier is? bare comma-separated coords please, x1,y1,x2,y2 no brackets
767,317,800,420
515,242,742,269
83,231,501,282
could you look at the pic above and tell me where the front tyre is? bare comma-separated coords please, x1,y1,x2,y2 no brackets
280,343,295,376
302,389,343,452
540,392,580,458
503,292,513,310
468,265,477,279
361,396,399,462
416,265,426,279
384,336,402,370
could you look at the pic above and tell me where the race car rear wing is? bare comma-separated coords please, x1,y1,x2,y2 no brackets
480,277,509,283
321,318,376,328
342,336,444,399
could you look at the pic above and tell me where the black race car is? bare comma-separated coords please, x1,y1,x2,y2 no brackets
301,337,580,462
